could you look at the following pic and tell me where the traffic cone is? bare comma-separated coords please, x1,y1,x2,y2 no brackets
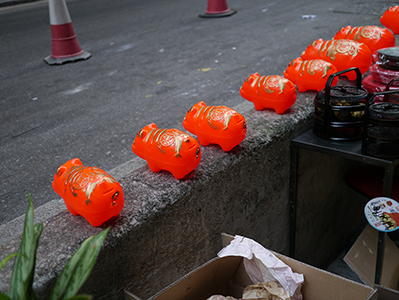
199,0,236,18
44,0,91,65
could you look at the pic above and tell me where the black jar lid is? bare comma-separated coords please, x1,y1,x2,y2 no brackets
370,102,399,119
376,47,399,70
315,86,368,105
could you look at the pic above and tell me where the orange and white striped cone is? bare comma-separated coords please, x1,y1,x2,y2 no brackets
199,0,236,18
44,0,91,65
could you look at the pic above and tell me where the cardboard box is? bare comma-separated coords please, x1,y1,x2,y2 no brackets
125,234,376,300
376,285,399,300
344,224,399,291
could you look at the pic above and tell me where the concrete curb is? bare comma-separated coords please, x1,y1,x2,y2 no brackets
0,93,312,298
0,90,368,300
0,101,252,246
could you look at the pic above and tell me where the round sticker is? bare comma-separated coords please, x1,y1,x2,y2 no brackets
364,197,399,232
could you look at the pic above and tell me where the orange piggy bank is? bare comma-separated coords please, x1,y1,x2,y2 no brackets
301,38,372,81
132,123,201,179
240,73,297,114
334,26,395,54
53,158,124,227
381,6,399,35
183,101,247,152
283,57,338,92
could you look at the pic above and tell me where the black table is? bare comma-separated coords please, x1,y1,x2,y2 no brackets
289,128,399,284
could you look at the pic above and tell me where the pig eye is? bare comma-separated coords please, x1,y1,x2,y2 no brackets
112,191,119,206
112,191,119,200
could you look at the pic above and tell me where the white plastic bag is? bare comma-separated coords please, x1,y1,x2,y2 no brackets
218,235,304,300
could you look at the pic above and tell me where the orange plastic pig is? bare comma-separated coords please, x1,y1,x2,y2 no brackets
283,57,338,92
381,6,399,35
240,73,297,114
183,101,247,152
301,38,372,81
52,158,124,227
132,123,201,179
334,26,395,54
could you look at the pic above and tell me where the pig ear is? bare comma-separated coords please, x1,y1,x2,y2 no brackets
137,123,158,139
147,123,158,130
70,158,83,166
247,73,260,84
341,25,351,34
188,104,199,114
137,129,147,139
56,165,67,177
290,57,302,66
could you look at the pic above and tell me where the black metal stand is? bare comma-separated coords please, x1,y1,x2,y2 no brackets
289,129,399,284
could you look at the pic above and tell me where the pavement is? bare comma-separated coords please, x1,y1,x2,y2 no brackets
0,0,394,233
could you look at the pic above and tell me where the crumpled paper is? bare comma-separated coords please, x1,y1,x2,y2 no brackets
243,282,290,300
218,235,304,300
206,281,290,300
206,296,238,300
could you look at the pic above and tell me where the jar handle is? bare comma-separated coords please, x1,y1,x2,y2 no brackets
324,67,362,106
383,78,399,102
363,89,399,155
365,89,399,124
322,68,362,140
368,88,399,104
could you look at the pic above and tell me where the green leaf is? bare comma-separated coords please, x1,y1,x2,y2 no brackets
49,237,93,300
49,228,109,300
0,292,11,300
0,253,19,272
62,228,109,299
8,194,43,300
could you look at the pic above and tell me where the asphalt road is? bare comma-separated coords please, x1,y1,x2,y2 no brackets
0,0,392,227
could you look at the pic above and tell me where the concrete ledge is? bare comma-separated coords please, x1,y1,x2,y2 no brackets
0,93,367,299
